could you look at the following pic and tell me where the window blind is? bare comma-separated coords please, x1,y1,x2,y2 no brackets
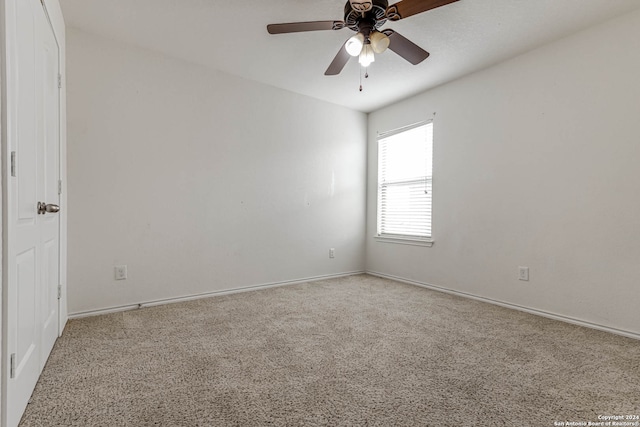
377,121,433,240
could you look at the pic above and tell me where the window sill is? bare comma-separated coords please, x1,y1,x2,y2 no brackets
374,236,434,247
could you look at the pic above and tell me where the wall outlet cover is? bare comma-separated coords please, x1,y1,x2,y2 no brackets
115,265,128,280
518,266,529,281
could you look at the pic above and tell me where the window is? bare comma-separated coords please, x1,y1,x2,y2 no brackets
377,121,433,244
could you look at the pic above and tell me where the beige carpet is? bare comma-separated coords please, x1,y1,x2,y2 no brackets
20,274,640,426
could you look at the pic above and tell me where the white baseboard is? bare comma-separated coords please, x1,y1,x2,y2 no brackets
367,271,640,341
68,271,365,320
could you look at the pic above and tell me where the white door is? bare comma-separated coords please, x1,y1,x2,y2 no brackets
4,0,61,425
37,0,61,367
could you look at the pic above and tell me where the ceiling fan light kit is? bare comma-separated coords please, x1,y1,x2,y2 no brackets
346,32,365,56
267,0,460,77
370,30,390,54
359,43,376,67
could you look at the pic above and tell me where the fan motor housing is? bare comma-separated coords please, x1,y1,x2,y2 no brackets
344,0,388,32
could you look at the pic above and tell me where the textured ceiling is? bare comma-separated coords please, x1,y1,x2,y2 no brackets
60,0,640,113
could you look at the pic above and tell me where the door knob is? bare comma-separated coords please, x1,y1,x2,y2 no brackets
37,202,60,215
45,203,60,213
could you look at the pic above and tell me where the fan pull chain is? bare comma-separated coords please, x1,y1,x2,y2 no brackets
359,67,370,92
359,66,363,92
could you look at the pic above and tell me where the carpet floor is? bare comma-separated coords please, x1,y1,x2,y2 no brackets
19,274,640,426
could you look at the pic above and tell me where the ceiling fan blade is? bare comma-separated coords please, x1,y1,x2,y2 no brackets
386,0,459,21
267,21,345,34
325,42,351,76
382,30,430,65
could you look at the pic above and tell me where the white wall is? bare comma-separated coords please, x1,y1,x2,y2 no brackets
67,29,367,314
366,9,640,336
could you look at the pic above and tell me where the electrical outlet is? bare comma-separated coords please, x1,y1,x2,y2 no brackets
518,266,529,281
115,265,128,280
329,248,335,259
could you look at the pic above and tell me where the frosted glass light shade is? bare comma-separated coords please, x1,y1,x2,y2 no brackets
359,44,375,67
345,33,365,57
370,31,390,54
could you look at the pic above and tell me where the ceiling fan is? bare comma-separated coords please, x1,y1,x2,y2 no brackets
267,0,460,76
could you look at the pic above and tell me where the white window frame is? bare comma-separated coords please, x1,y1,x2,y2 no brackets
376,120,434,247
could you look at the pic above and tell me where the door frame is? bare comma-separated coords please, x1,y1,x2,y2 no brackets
0,0,67,425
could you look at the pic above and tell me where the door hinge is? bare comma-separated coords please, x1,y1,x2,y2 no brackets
58,73,62,89
58,180,63,195
57,284,62,299
10,353,16,379
11,151,16,177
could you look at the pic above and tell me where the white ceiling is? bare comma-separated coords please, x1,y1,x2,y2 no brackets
60,0,640,113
